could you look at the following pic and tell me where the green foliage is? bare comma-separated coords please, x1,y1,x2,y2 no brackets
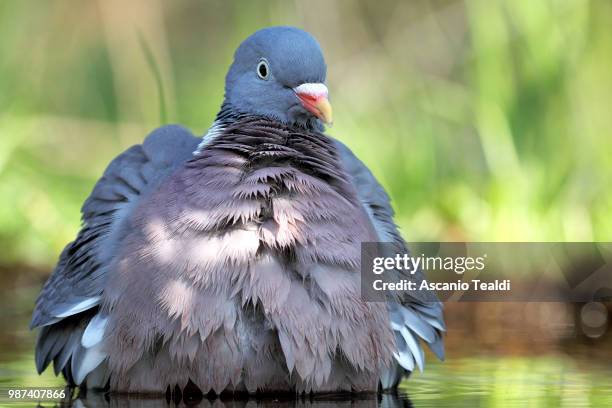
1,0,611,268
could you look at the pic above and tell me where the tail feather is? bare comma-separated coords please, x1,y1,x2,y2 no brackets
384,301,445,387
33,311,105,385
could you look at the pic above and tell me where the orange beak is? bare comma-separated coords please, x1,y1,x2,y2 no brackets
293,83,333,125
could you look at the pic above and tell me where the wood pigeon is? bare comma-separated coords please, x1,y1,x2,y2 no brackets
31,26,445,394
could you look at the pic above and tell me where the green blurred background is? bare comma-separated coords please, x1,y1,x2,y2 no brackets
1,0,611,406
2,0,612,267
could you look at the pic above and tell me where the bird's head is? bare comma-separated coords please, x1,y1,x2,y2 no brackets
223,26,332,130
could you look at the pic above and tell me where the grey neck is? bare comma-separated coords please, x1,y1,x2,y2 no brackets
195,102,324,155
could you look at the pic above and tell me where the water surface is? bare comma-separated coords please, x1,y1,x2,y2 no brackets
1,269,611,407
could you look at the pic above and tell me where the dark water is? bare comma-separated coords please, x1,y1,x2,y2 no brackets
1,269,611,407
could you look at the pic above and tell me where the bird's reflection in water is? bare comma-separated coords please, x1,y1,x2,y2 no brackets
69,392,413,408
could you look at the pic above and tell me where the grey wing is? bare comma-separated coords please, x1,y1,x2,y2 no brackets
31,125,200,383
334,140,445,382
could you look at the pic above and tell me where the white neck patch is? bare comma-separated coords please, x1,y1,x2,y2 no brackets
194,120,225,155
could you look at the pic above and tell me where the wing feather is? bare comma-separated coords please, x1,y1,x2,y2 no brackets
31,125,200,384
334,139,446,382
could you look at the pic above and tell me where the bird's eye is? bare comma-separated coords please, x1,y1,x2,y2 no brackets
257,60,269,80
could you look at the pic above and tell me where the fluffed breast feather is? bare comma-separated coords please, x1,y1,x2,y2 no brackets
31,117,444,392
